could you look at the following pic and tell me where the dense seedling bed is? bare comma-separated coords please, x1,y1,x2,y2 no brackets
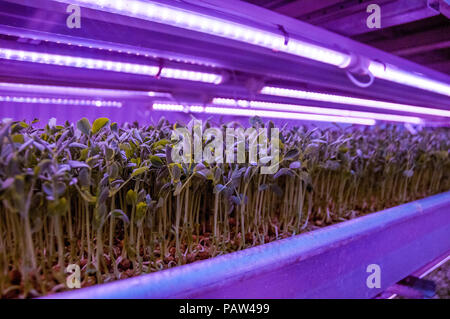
0,117,449,298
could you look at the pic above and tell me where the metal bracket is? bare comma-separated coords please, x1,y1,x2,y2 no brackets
385,276,436,299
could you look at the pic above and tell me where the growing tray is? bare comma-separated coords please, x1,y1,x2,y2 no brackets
48,191,450,299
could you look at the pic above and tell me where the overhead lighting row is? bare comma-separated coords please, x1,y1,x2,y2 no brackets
0,48,223,84
54,0,450,97
153,103,376,126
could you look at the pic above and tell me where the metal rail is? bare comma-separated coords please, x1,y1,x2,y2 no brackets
48,191,450,299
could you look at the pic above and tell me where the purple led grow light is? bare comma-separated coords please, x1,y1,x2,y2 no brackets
0,48,223,84
0,31,219,69
0,82,171,98
261,86,450,118
212,98,422,124
0,95,122,108
152,103,376,125
53,0,351,68
52,0,450,97
152,103,185,112
368,61,450,98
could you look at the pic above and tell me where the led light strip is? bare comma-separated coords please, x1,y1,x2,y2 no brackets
56,0,351,68
0,48,223,84
212,98,422,124
0,82,171,98
152,103,185,112
0,31,218,68
152,103,375,125
0,95,122,107
368,62,450,98
261,86,450,118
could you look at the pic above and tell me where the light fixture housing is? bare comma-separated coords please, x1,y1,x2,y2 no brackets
0,82,172,98
261,86,450,118
368,62,450,98
212,98,422,124
0,48,223,84
53,0,351,68
152,102,376,126
0,95,122,108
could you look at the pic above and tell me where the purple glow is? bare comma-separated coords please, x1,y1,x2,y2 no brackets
212,98,422,124
0,95,122,108
152,103,185,112
152,103,376,125
53,0,450,97
0,48,223,84
261,86,450,118
55,0,351,68
368,62,450,98
2,33,219,69
0,82,171,98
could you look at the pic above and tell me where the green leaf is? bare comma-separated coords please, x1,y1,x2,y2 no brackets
126,189,137,205
152,139,170,150
11,134,24,144
79,148,90,161
150,155,164,168
18,121,29,128
77,118,91,135
77,188,97,203
48,197,67,216
131,166,149,178
111,122,118,133
92,118,110,135
136,202,148,221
